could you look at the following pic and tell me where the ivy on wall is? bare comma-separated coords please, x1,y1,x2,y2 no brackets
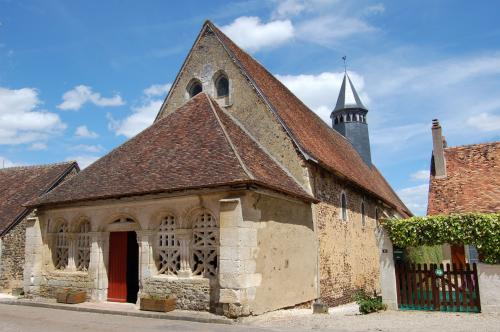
382,213,500,264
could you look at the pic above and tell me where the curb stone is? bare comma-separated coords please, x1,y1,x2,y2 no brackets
0,299,233,325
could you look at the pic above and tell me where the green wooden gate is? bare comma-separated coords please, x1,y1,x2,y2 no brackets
395,263,481,312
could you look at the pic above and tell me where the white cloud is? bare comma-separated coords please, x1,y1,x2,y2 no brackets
397,183,428,216
108,100,163,138
275,71,368,124
143,83,171,97
108,83,170,138
29,142,48,150
58,85,125,111
467,112,500,132
410,169,430,181
220,16,294,52
0,87,66,145
75,125,99,138
363,3,385,16
72,144,104,153
0,156,20,168
296,15,375,46
66,155,100,169
272,0,307,18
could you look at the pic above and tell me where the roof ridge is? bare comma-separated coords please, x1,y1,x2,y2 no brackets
0,161,76,172
204,94,255,180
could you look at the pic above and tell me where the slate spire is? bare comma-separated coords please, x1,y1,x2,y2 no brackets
330,72,372,166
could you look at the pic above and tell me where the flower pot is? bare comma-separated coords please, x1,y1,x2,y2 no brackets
56,289,86,304
140,297,176,312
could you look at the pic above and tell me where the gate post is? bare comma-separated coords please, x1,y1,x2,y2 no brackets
376,226,398,310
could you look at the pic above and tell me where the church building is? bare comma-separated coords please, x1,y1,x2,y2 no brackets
23,21,410,317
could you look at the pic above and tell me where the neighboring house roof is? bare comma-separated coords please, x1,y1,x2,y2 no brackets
31,93,315,208
427,141,500,215
205,22,411,217
0,161,78,235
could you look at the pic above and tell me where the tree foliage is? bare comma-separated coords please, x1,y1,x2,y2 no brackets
382,213,500,264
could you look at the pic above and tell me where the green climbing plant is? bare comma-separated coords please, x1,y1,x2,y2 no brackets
382,213,500,264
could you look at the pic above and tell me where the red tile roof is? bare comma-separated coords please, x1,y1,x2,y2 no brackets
31,93,314,208
427,142,500,215
0,162,77,235
207,22,411,216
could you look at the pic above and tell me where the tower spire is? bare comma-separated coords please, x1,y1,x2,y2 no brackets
330,60,372,166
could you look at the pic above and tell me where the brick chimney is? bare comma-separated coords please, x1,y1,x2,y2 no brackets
431,119,446,178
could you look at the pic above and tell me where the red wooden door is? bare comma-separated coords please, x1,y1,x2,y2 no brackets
108,232,128,302
451,245,466,267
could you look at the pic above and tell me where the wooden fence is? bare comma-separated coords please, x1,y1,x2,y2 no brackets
395,263,481,312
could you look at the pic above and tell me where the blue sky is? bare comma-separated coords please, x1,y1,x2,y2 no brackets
1,0,500,215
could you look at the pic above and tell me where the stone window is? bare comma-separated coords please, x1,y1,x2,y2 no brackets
157,215,180,275
187,79,202,98
191,212,218,277
54,222,69,270
215,74,229,98
361,201,366,226
341,192,347,221
76,221,91,271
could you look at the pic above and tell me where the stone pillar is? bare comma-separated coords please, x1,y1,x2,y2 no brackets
218,197,261,318
136,230,155,299
23,213,44,296
67,233,77,271
88,232,107,301
376,226,398,310
176,229,193,278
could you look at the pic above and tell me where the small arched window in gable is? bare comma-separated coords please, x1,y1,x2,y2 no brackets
361,201,366,226
341,192,347,221
187,79,202,98
215,74,229,98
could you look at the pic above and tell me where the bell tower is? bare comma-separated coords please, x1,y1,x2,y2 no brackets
330,70,372,166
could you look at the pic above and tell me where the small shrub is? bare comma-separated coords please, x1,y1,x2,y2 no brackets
353,290,387,314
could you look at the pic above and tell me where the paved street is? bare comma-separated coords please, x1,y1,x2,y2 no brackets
1,303,499,332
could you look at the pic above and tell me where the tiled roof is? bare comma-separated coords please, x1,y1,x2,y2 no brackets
31,93,314,207
0,162,77,235
427,142,500,215
207,22,411,217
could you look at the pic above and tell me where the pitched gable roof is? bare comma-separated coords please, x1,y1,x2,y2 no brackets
0,161,77,235
427,142,500,215
203,22,410,216
31,93,314,208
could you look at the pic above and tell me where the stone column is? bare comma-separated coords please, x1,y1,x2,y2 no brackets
136,230,156,298
376,226,398,310
67,233,77,271
88,232,107,301
23,213,44,296
176,229,193,278
218,197,261,318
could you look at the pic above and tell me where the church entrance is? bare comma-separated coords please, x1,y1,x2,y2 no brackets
107,231,139,303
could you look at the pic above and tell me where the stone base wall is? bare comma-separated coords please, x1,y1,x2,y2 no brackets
143,277,214,311
34,272,92,299
0,218,27,291
312,167,383,306
478,263,500,313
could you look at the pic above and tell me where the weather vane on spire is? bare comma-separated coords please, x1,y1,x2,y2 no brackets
342,56,347,73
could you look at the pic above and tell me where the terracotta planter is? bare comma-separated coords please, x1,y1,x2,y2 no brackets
140,297,176,312
56,289,86,304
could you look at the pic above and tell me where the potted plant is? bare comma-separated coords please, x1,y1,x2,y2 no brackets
140,294,176,312
56,288,87,304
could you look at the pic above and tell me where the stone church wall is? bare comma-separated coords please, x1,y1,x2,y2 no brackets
0,217,27,291
311,166,382,306
158,29,309,190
